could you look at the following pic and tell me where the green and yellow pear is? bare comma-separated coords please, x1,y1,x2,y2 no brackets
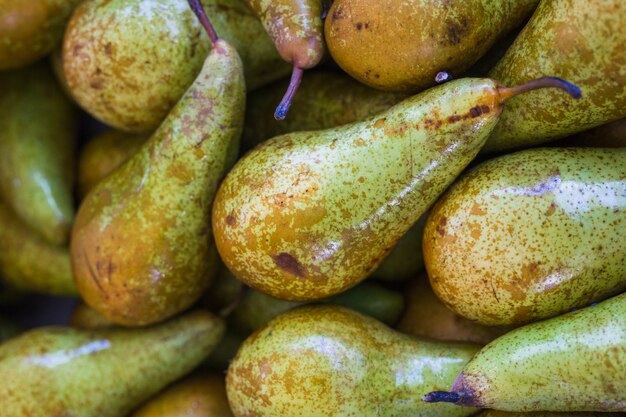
424,147,626,325
485,0,626,152
213,76,580,301
70,301,115,329
132,374,233,417
63,0,288,133
424,292,626,411
227,305,480,417
71,6,245,326
0,62,77,245
0,311,224,417
0,0,82,70
325,0,538,92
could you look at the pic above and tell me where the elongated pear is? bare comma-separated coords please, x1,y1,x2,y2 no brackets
213,76,581,301
227,305,480,417
63,0,288,133
485,0,626,152
0,62,77,245
71,7,245,326
424,147,626,325
0,311,224,417
424,292,626,411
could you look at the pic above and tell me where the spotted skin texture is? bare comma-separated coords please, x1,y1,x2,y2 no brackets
424,147,626,325
71,40,245,326
0,0,82,70
0,62,77,245
63,0,288,133
486,0,626,152
479,411,626,417
132,374,233,417
0,311,224,417
227,305,480,417
447,293,626,411
325,0,538,92
214,78,502,301
243,70,407,150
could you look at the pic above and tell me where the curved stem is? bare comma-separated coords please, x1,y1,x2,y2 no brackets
187,0,219,45
274,66,304,121
422,391,461,403
498,76,582,103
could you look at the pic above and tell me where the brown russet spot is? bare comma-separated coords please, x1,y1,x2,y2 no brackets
374,118,386,128
545,202,557,216
436,216,447,237
225,214,235,226
90,79,104,89
445,19,468,46
469,106,483,118
273,253,305,277
447,114,462,123
355,22,363,30
104,42,113,56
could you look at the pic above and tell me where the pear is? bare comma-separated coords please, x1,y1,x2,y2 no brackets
227,305,480,417
0,200,77,296
71,4,245,326
0,62,77,245
63,0,288,133
0,315,21,343
485,0,626,152
424,147,626,325
243,70,406,150
132,374,233,417
324,0,538,92
0,0,82,70
78,130,148,199
397,274,512,345
0,311,224,417
424,292,626,411
70,302,115,329
213,76,581,301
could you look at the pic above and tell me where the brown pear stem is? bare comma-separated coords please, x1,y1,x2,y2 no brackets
498,76,582,104
422,391,461,403
187,0,219,45
275,66,304,121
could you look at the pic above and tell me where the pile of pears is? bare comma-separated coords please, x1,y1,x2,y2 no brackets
0,0,624,416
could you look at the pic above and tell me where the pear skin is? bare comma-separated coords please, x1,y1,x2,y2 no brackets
0,62,77,245
0,0,82,70
63,0,288,133
485,0,626,152
227,305,480,417
70,302,115,329
424,292,626,411
424,148,626,325
0,311,224,417
132,374,233,417
71,24,245,325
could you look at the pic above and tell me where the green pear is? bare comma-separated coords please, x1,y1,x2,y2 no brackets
485,0,626,152
213,76,580,301
227,305,480,417
70,302,115,329
63,0,289,133
70,6,245,326
0,62,77,245
424,292,626,411
0,0,82,70
242,70,406,150
0,200,77,296
0,315,21,343
0,311,224,417
424,147,626,325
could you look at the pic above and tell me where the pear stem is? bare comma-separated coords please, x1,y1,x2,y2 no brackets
422,391,461,403
187,0,219,45
275,66,304,121
498,76,582,103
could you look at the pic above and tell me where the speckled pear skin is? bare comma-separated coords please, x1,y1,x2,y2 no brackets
0,0,82,70
132,374,233,417
324,0,538,92
227,305,480,417
438,293,626,411
0,311,224,417
397,274,512,345
63,0,288,133
71,39,245,326
558,118,626,148
479,412,626,417
424,147,626,326
485,0,626,152
0,316,21,343
78,130,148,199
242,70,407,149
0,62,77,245
0,200,77,296
214,78,504,301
